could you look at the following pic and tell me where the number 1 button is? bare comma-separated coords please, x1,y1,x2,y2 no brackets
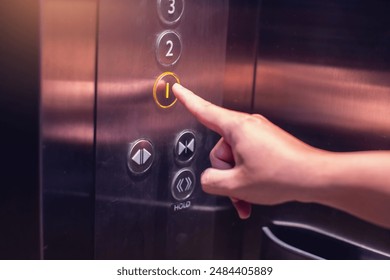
153,72,180,109
156,31,182,67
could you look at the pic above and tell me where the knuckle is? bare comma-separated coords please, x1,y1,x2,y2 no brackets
209,150,217,165
200,171,213,191
235,113,267,130
250,113,268,123
201,100,214,113
200,169,210,185
234,114,269,136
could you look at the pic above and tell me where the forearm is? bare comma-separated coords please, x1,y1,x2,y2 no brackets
307,151,390,229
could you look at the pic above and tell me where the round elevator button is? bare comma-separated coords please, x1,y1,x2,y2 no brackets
156,30,182,67
157,0,184,25
153,72,180,109
127,139,154,175
175,130,196,163
171,169,195,201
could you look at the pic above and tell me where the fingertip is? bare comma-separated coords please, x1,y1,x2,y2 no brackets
172,83,190,99
200,168,239,197
172,83,195,106
238,208,252,220
200,168,222,195
200,169,211,190
231,200,252,220
172,82,183,92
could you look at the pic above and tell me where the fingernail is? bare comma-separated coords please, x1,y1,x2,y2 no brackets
173,83,183,89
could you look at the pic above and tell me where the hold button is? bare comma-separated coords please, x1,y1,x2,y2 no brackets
171,169,195,201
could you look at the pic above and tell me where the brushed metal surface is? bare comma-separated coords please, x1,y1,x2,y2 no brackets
255,0,390,151
40,0,97,259
95,0,233,259
223,0,261,113
248,0,390,259
35,0,390,260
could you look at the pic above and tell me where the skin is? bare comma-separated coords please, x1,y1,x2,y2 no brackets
172,83,390,229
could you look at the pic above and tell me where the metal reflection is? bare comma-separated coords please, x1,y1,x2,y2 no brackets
40,0,97,259
254,0,390,151
255,60,390,135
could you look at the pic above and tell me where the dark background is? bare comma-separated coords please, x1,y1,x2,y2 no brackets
0,0,40,259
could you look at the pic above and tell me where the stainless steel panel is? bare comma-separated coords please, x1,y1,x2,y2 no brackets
255,0,390,151
95,0,235,259
40,0,97,259
223,0,261,113
249,0,390,259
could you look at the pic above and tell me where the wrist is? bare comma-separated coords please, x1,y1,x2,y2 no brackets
296,148,339,204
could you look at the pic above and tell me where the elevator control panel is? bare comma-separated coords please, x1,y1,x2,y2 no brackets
95,0,229,259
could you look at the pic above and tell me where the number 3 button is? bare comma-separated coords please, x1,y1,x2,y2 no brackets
157,0,184,25
156,30,182,67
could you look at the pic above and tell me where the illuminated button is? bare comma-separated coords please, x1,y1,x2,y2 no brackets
171,169,195,201
153,72,180,109
127,139,154,175
156,31,182,67
157,0,184,25
175,130,196,164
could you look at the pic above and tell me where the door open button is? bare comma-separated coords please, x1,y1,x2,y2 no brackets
153,72,180,109
127,139,154,175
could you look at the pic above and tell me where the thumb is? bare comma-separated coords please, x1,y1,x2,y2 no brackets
200,168,238,197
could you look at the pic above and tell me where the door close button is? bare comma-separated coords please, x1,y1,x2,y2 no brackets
175,130,196,164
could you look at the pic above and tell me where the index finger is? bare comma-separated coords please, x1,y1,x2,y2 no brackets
172,83,242,138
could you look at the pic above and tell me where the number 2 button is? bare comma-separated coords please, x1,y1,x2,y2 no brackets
156,31,182,67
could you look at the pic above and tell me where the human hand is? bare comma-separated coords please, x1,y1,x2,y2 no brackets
172,83,324,219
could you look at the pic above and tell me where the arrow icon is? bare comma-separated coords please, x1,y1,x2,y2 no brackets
176,178,184,193
132,148,152,166
185,177,192,191
178,138,195,155
175,177,193,193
